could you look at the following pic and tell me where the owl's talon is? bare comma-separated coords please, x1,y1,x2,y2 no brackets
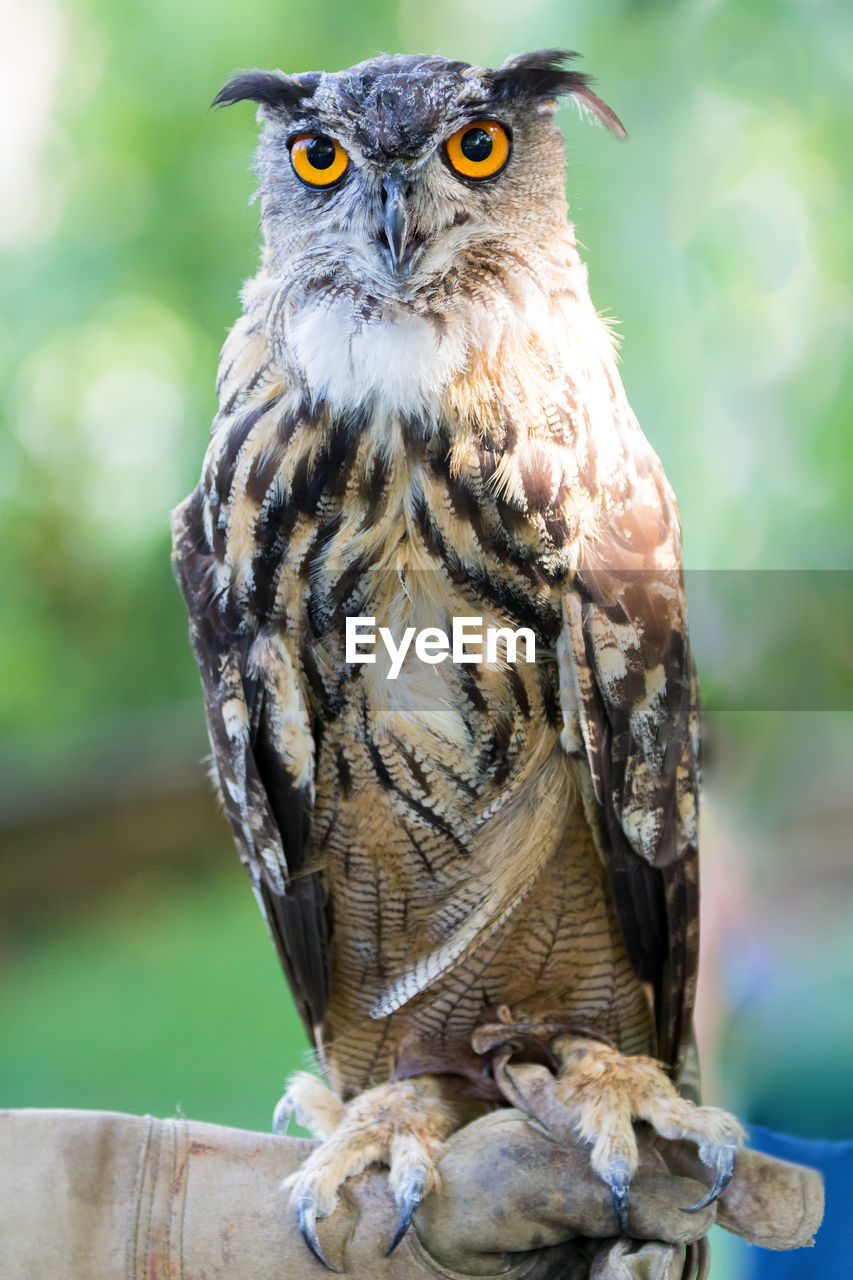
284,1076,453,1267
385,1169,427,1255
272,1091,293,1136
603,1158,632,1234
296,1191,342,1273
682,1143,738,1212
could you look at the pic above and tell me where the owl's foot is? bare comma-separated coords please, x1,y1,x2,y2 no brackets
494,1036,745,1236
275,1071,458,1269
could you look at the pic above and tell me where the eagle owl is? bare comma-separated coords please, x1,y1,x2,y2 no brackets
172,50,743,1266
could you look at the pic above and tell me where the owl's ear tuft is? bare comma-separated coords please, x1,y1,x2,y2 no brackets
212,70,320,114
489,50,626,140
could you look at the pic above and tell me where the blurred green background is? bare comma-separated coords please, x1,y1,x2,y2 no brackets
0,0,851,1271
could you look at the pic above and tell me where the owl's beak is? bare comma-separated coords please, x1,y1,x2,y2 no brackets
381,176,412,277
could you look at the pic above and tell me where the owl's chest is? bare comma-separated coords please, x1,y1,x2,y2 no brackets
271,409,567,776
282,403,572,607
280,413,564,677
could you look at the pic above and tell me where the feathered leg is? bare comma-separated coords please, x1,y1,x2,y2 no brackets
553,1037,743,1230
487,1031,744,1235
276,1071,459,1269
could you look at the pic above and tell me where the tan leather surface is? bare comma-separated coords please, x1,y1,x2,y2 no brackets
0,1108,823,1279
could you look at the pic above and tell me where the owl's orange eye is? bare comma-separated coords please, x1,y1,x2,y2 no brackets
290,134,349,187
445,120,510,180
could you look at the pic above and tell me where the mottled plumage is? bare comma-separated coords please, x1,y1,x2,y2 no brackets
172,49,739,1258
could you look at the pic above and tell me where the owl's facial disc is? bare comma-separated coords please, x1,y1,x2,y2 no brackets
222,54,625,300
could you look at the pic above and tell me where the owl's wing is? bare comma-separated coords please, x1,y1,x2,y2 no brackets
558,465,700,1076
171,319,329,1041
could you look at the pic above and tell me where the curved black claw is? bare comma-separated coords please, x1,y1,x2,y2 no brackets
272,1092,293,1136
682,1144,738,1213
385,1170,427,1256
296,1192,342,1273
603,1158,632,1235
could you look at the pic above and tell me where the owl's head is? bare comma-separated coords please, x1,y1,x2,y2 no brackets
216,51,623,300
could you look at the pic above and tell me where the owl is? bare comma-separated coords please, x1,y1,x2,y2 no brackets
172,50,743,1268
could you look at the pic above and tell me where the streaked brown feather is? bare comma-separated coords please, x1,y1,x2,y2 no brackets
560,481,700,1075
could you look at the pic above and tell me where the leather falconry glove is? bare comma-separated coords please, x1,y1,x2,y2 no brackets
0,1106,822,1280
